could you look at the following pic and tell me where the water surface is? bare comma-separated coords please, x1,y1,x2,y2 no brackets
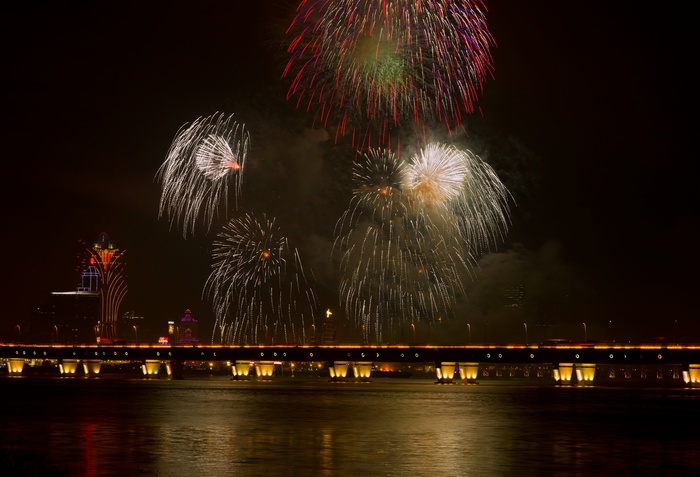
1,374,699,476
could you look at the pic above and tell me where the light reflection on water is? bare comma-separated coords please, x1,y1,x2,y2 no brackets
2,375,700,476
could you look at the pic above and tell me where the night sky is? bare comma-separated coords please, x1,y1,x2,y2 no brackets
2,1,695,344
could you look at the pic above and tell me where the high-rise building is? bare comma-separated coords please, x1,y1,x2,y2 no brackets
88,232,127,341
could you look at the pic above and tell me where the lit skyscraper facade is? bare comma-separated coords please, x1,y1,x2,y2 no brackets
88,232,127,340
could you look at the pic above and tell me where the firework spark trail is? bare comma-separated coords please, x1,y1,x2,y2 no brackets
334,143,510,343
156,112,249,238
405,142,511,255
284,0,495,148
338,219,469,343
334,147,470,342
204,213,319,345
348,147,408,219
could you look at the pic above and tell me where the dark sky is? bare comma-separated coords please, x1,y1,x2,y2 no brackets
1,1,696,344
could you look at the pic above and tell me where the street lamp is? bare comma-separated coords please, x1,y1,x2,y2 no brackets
133,325,138,344
582,322,587,341
523,322,528,345
467,323,471,344
411,323,416,344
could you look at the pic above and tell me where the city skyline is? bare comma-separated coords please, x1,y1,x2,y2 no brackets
1,2,695,344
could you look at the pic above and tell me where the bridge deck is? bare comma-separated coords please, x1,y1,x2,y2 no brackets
3,343,700,365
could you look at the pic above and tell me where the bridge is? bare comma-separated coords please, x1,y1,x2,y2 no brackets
2,343,700,385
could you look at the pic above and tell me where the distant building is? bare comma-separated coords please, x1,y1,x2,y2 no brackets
120,311,146,344
30,290,99,344
170,309,199,345
503,283,525,309
321,309,336,345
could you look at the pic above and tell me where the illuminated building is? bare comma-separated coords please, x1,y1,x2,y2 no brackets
169,309,199,345
88,232,127,341
322,309,336,345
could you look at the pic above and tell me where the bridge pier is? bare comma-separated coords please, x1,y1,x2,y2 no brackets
255,361,275,379
553,363,574,384
166,360,184,379
6,358,26,375
59,359,80,375
328,361,350,381
142,360,162,377
352,362,372,382
553,363,596,385
576,363,596,384
683,364,700,385
458,362,480,383
436,362,456,384
82,359,102,376
232,360,252,379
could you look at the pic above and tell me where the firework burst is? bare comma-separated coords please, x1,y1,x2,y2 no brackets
349,147,407,218
204,213,319,345
405,142,511,254
156,112,250,238
283,0,495,148
334,143,510,343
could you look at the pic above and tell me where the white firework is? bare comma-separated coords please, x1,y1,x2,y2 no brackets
204,213,319,345
405,142,512,254
334,143,511,343
405,143,469,203
195,133,242,180
156,112,250,238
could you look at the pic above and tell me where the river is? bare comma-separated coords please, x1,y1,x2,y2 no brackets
1,373,699,476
